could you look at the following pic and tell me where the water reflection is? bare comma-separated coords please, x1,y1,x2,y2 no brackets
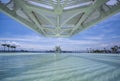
0,53,120,81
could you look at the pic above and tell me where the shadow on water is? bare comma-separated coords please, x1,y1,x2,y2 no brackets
72,55,120,67
21,61,97,80
58,67,119,81
0,54,70,81
52,65,108,81
1,54,120,81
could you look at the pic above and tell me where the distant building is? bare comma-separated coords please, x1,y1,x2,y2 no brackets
55,46,61,53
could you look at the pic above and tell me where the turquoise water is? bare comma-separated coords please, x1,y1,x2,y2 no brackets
0,53,120,81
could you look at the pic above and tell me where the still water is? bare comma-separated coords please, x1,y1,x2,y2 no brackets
0,53,120,81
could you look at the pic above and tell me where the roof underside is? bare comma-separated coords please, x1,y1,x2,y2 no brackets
0,0,120,37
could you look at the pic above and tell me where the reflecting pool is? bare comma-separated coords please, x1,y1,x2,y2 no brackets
0,53,120,81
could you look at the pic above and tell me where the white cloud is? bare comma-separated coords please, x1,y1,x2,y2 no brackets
0,35,100,50
0,30,119,51
106,0,118,6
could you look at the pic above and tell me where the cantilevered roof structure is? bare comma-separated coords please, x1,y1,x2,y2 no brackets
0,0,120,37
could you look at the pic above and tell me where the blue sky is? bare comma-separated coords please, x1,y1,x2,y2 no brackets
0,12,120,51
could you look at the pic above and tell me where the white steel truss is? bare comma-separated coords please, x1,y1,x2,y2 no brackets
0,0,120,37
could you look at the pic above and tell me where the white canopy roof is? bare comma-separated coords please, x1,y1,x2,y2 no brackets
0,0,120,37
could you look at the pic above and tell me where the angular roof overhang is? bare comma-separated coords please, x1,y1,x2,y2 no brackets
0,0,120,37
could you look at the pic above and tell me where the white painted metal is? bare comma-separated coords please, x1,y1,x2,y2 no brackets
0,0,120,37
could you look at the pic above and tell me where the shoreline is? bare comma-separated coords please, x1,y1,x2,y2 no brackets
0,52,119,56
